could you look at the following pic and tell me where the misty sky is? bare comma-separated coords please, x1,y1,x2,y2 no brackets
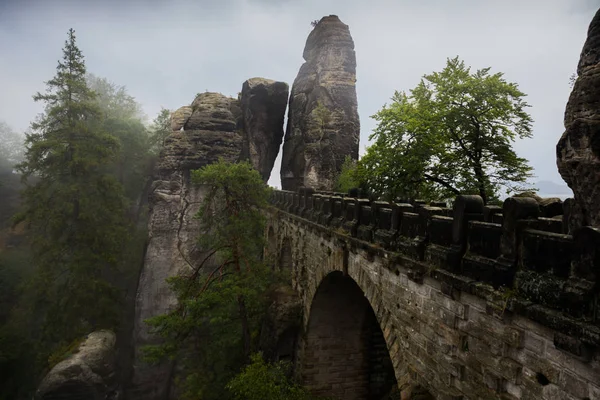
0,0,597,189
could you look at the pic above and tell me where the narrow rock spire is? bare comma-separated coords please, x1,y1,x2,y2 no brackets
281,15,360,191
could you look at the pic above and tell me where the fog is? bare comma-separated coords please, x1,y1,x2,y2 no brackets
0,0,597,189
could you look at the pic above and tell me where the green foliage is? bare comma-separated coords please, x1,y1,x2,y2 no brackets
0,244,37,400
144,160,276,399
148,107,171,155
15,28,129,356
87,73,152,204
312,101,332,135
227,353,321,400
86,74,147,122
47,336,84,369
0,30,155,400
362,56,534,203
0,122,25,172
334,155,361,193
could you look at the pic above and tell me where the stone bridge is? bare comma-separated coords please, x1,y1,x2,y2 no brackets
265,189,600,400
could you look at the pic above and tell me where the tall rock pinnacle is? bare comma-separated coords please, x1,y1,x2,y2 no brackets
557,8,600,230
240,78,289,182
280,15,360,191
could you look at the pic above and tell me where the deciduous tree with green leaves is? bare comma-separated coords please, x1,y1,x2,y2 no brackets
144,160,275,400
87,74,150,204
334,155,361,193
362,57,534,203
15,28,129,353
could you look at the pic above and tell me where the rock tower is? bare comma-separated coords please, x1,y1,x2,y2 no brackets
281,15,360,191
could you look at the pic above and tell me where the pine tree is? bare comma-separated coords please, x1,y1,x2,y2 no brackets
16,29,129,352
144,160,275,399
148,107,172,155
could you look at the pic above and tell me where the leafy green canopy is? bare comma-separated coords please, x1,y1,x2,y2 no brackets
144,160,277,400
361,57,534,203
86,73,152,203
15,28,129,350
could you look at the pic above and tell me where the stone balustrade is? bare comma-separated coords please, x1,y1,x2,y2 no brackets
269,187,600,354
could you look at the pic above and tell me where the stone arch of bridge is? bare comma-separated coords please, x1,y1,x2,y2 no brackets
268,217,435,399
300,270,399,400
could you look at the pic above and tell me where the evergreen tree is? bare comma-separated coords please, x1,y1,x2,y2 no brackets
16,28,129,352
148,107,172,155
144,160,275,399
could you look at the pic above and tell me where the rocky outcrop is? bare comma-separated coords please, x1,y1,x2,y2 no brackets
129,82,289,397
129,92,244,399
36,330,117,400
557,8,600,229
280,15,360,191
170,106,192,131
240,78,289,181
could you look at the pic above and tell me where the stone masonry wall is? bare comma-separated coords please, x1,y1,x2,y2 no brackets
267,190,600,400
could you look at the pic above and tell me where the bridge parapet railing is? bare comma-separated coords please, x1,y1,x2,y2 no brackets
268,188,599,326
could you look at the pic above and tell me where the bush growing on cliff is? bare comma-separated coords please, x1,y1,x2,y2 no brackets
144,160,278,399
361,57,534,203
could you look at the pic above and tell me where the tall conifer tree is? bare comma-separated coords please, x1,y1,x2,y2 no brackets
17,29,128,348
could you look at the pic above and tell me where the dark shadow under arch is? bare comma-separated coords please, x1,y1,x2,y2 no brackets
301,271,397,400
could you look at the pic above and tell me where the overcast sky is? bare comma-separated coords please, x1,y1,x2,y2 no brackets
0,0,597,189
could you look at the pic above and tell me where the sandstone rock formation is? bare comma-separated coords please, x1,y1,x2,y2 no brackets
170,106,192,131
281,15,360,191
240,78,289,181
130,83,288,397
36,330,117,400
129,92,245,399
557,8,600,229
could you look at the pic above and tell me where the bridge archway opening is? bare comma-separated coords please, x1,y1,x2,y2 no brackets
302,271,397,400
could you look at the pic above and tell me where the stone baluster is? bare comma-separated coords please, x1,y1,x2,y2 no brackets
448,195,484,273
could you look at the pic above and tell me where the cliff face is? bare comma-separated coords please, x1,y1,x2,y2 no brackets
557,8,600,230
280,15,360,191
129,92,244,399
129,81,288,397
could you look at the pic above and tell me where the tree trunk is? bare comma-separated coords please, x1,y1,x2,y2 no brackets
237,294,251,360
473,163,487,204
